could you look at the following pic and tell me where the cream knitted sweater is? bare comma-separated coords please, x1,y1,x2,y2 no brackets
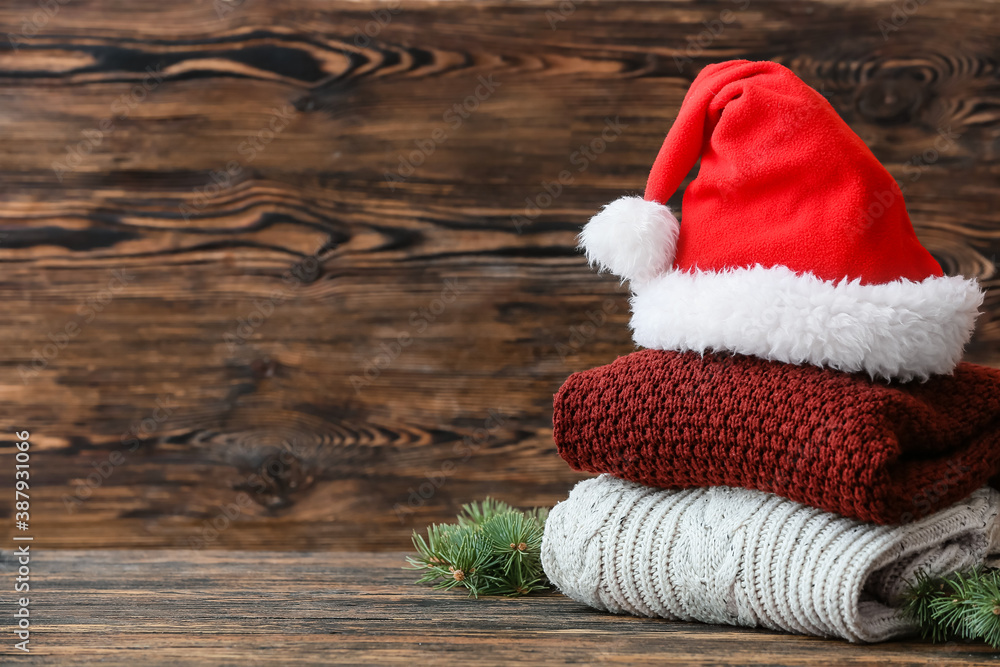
542,475,1000,643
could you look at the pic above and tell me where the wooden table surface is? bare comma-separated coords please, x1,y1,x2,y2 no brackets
2,549,998,666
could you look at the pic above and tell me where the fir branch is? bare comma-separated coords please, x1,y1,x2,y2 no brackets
406,498,550,597
900,567,1000,648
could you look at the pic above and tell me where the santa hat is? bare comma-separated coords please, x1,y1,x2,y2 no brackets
580,60,983,382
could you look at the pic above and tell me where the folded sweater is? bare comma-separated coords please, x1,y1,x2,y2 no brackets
541,475,1000,643
554,350,1000,524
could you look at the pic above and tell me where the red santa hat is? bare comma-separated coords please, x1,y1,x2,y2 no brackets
580,60,983,381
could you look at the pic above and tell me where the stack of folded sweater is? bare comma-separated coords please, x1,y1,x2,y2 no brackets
540,60,1000,643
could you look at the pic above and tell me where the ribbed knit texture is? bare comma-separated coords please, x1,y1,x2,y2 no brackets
542,475,1000,643
553,349,1000,524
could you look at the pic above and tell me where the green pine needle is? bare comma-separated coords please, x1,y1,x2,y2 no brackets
406,498,550,597
900,567,1000,648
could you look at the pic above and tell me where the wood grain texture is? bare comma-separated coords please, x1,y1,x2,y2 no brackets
4,549,1000,665
0,0,998,549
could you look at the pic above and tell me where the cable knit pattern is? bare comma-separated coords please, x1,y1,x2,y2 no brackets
542,475,1000,643
553,349,1000,524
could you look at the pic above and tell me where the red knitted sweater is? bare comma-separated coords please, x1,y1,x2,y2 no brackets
553,350,1000,524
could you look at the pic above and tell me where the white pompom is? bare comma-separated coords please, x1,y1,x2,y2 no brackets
578,196,680,284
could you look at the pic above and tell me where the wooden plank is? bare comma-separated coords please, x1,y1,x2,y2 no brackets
3,549,999,665
0,0,998,549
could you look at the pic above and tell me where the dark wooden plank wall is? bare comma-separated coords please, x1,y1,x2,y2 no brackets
0,0,997,550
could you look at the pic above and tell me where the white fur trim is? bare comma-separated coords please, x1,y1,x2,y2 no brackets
579,196,680,284
629,265,984,381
